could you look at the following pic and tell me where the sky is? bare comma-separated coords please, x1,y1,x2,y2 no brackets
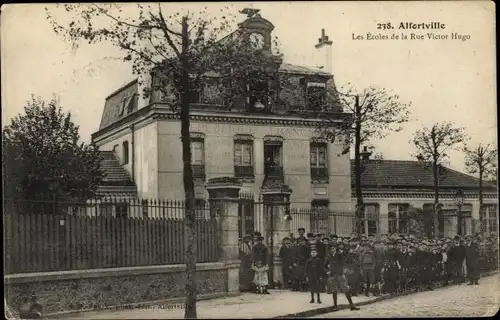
1,1,497,173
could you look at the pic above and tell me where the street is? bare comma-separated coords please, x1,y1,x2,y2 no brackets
313,274,500,318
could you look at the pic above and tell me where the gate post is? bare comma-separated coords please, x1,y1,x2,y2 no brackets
206,177,242,295
262,183,292,289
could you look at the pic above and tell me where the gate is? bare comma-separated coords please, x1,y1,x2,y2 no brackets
238,196,255,239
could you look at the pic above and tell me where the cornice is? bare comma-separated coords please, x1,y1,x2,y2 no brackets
355,191,498,199
92,103,348,144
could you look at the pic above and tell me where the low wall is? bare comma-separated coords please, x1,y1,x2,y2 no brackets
4,261,239,315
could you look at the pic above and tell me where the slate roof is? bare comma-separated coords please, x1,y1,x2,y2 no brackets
98,151,137,195
98,79,139,130
279,62,331,76
352,159,497,190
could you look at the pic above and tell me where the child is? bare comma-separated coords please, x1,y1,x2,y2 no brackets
252,260,270,294
360,242,376,297
325,244,360,311
305,248,325,303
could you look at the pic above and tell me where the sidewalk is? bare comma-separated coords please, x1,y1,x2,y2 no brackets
49,290,381,319
47,271,499,319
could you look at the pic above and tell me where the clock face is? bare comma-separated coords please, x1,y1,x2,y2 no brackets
249,32,265,49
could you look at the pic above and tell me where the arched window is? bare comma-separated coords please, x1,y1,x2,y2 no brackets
122,141,129,165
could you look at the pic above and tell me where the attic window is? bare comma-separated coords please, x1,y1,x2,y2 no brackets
306,82,326,111
247,79,270,113
119,94,134,116
188,85,205,104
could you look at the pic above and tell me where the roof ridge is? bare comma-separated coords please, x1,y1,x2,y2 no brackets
105,79,138,100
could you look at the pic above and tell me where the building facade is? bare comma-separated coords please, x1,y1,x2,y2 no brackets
91,13,353,222
352,150,498,237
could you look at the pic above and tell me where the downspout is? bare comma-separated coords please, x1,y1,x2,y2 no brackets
130,124,135,182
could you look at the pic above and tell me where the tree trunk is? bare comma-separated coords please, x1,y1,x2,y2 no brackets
180,17,197,319
354,95,364,237
432,161,439,239
478,168,484,234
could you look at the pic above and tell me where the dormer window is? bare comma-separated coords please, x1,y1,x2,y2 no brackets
187,86,204,104
247,77,270,113
119,94,134,116
306,82,326,111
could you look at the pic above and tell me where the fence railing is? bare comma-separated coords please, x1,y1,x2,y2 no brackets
3,197,220,274
290,208,356,237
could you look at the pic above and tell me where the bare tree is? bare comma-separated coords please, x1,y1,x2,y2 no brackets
411,122,468,239
464,143,497,231
46,4,280,317
317,85,410,236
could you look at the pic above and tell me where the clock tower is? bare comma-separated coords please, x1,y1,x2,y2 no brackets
238,8,275,52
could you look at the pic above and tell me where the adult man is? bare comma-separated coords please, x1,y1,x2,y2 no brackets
448,236,466,284
465,235,480,285
239,234,254,291
279,237,294,289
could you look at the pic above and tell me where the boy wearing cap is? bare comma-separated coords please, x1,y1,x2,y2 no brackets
305,248,325,303
325,243,360,311
359,242,376,297
346,238,362,296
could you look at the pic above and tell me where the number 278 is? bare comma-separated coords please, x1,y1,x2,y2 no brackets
377,23,393,30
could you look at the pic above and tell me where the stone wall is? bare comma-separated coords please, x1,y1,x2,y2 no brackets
5,262,229,316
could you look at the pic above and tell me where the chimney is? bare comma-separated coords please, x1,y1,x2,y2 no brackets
360,146,372,161
315,28,333,74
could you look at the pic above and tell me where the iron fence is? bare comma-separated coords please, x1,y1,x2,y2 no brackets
3,197,220,274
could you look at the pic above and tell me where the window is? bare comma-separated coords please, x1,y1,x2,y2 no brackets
388,204,410,234
119,94,133,116
238,198,255,239
486,204,498,234
361,204,379,235
480,207,488,232
263,142,283,181
122,141,129,165
191,139,205,179
234,141,254,177
187,85,204,104
310,200,329,234
112,144,119,154
99,204,113,217
310,143,328,181
248,77,270,113
306,82,326,111
115,203,128,218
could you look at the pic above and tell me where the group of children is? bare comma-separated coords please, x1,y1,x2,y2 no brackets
240,229,498,311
